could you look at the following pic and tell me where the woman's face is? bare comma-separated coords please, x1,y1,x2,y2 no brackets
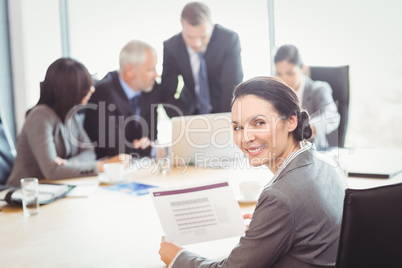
231,95,297,170
275,61,303,91
81,86,95,105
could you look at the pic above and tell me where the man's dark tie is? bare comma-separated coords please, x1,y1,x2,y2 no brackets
129,95,141,126
198,52,211,114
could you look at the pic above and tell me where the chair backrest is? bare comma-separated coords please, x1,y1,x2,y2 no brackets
336,183,402,268
309,65,350,148
0,112,16,185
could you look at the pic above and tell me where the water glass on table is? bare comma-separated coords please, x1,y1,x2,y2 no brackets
154,141,171,175
20,177,40,217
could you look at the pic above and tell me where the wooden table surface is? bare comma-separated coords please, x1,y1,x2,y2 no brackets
1,154,402,268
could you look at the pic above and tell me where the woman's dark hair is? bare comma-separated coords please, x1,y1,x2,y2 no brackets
274,44,303,68
231,76,312,142
32,58,92,122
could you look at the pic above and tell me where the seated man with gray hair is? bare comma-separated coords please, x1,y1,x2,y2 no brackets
84,40,160,159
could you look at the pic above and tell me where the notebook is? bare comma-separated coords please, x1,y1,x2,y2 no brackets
4,184,76,206
170,113,243,168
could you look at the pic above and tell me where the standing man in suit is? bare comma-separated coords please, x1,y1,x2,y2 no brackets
84,40,160,159
161,1,243,116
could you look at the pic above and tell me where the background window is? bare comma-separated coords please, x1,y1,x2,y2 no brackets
274,0,402,149
68,0,270,82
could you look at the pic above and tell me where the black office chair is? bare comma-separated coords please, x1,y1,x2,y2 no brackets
336,183,402,268
309,65,350,148
0,112,16,185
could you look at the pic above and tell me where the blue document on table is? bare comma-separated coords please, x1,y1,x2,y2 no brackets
103,182,157,196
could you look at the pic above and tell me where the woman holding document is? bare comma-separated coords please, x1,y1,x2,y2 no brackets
159,76,347,267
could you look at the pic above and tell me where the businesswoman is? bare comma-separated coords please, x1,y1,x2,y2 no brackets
159,77,347,267
274,44,340,150
7,58,130,187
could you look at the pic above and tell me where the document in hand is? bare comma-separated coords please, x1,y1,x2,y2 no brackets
150,180,245,245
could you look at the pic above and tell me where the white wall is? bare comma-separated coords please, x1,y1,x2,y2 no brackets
9,0,63,132
68,0,270,81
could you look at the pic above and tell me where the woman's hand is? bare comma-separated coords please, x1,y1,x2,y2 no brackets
97,154,131,172
54,157,68,166
243,213,253,231
159,236,183,266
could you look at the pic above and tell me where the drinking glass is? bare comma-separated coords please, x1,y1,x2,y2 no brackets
20,178,40,217
154,141,171,175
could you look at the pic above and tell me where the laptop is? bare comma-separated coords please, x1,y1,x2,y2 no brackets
345,149,402,179
170,113,244,167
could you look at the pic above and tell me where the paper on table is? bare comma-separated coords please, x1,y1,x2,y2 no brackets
150,180,245,245
66,184,98,197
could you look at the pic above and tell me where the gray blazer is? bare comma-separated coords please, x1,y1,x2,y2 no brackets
302,76,340,150
7,105,97,187
173,148,347,268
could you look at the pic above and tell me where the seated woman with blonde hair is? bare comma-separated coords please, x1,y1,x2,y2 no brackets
159,76,347,267
7,58,130,187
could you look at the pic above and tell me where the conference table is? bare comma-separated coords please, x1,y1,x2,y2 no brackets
1,152,402,268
